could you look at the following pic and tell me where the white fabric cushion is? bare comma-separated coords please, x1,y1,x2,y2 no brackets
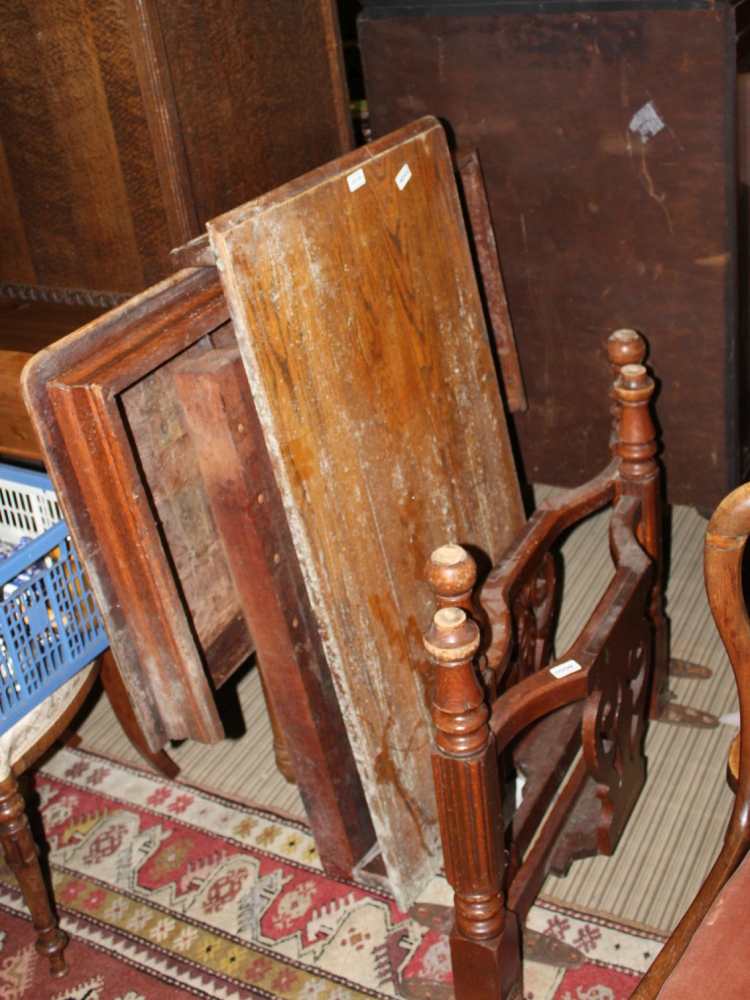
0,664,96,779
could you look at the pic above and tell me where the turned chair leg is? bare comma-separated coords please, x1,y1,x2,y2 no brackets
0,773,68,977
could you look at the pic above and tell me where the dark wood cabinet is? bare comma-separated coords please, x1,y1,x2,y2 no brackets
360,0,748,510
0,0,351,307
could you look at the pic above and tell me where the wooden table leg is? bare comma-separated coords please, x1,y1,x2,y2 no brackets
0,773,68,976
100,650,180,779
173,348,375,879
258,664,296,784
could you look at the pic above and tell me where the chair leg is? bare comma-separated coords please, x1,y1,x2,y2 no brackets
0,773,68,977
451,919,523,1000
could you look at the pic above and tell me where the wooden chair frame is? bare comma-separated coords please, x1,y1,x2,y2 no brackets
423,331,669,999
631,482,750,997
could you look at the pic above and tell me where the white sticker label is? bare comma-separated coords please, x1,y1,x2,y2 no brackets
628,101,665,144
347,168,366,193
720,711,741,728
550,659,582,679
395,163,412,190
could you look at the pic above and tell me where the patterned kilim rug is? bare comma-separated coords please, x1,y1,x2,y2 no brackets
0,748,665,1000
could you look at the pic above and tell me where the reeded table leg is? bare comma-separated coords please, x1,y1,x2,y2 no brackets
0,773,68,976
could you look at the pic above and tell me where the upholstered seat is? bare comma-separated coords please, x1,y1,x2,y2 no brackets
0,665,95,781
656,854,750,999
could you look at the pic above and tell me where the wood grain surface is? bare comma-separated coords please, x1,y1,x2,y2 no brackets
0,300,105,355
155,0,352,222
0,0,351,298
209,117,525,906
0,0,168,292
0,349,39,462
120,340,251,672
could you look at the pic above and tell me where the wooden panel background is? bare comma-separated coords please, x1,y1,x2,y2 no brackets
157,0,352,222
209,117,525,906
360,4,738,511
0,0,351,298
0,0,168,293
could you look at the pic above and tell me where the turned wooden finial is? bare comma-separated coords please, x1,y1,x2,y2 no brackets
426,544,477,611
427,544,493,691
608,328,646,368
614,363,657,482
424,607,481,661
424,607,487,757
614,357,671,721
608,329,646,454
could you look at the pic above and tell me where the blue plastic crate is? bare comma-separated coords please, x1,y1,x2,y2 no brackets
0,462,109,734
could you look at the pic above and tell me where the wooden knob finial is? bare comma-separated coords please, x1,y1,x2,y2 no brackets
424,607,481,664
608,330,647,455
607,329,646,369
436,606,466,628
614,363,657,482
426,544,477,608
617,363,653,398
